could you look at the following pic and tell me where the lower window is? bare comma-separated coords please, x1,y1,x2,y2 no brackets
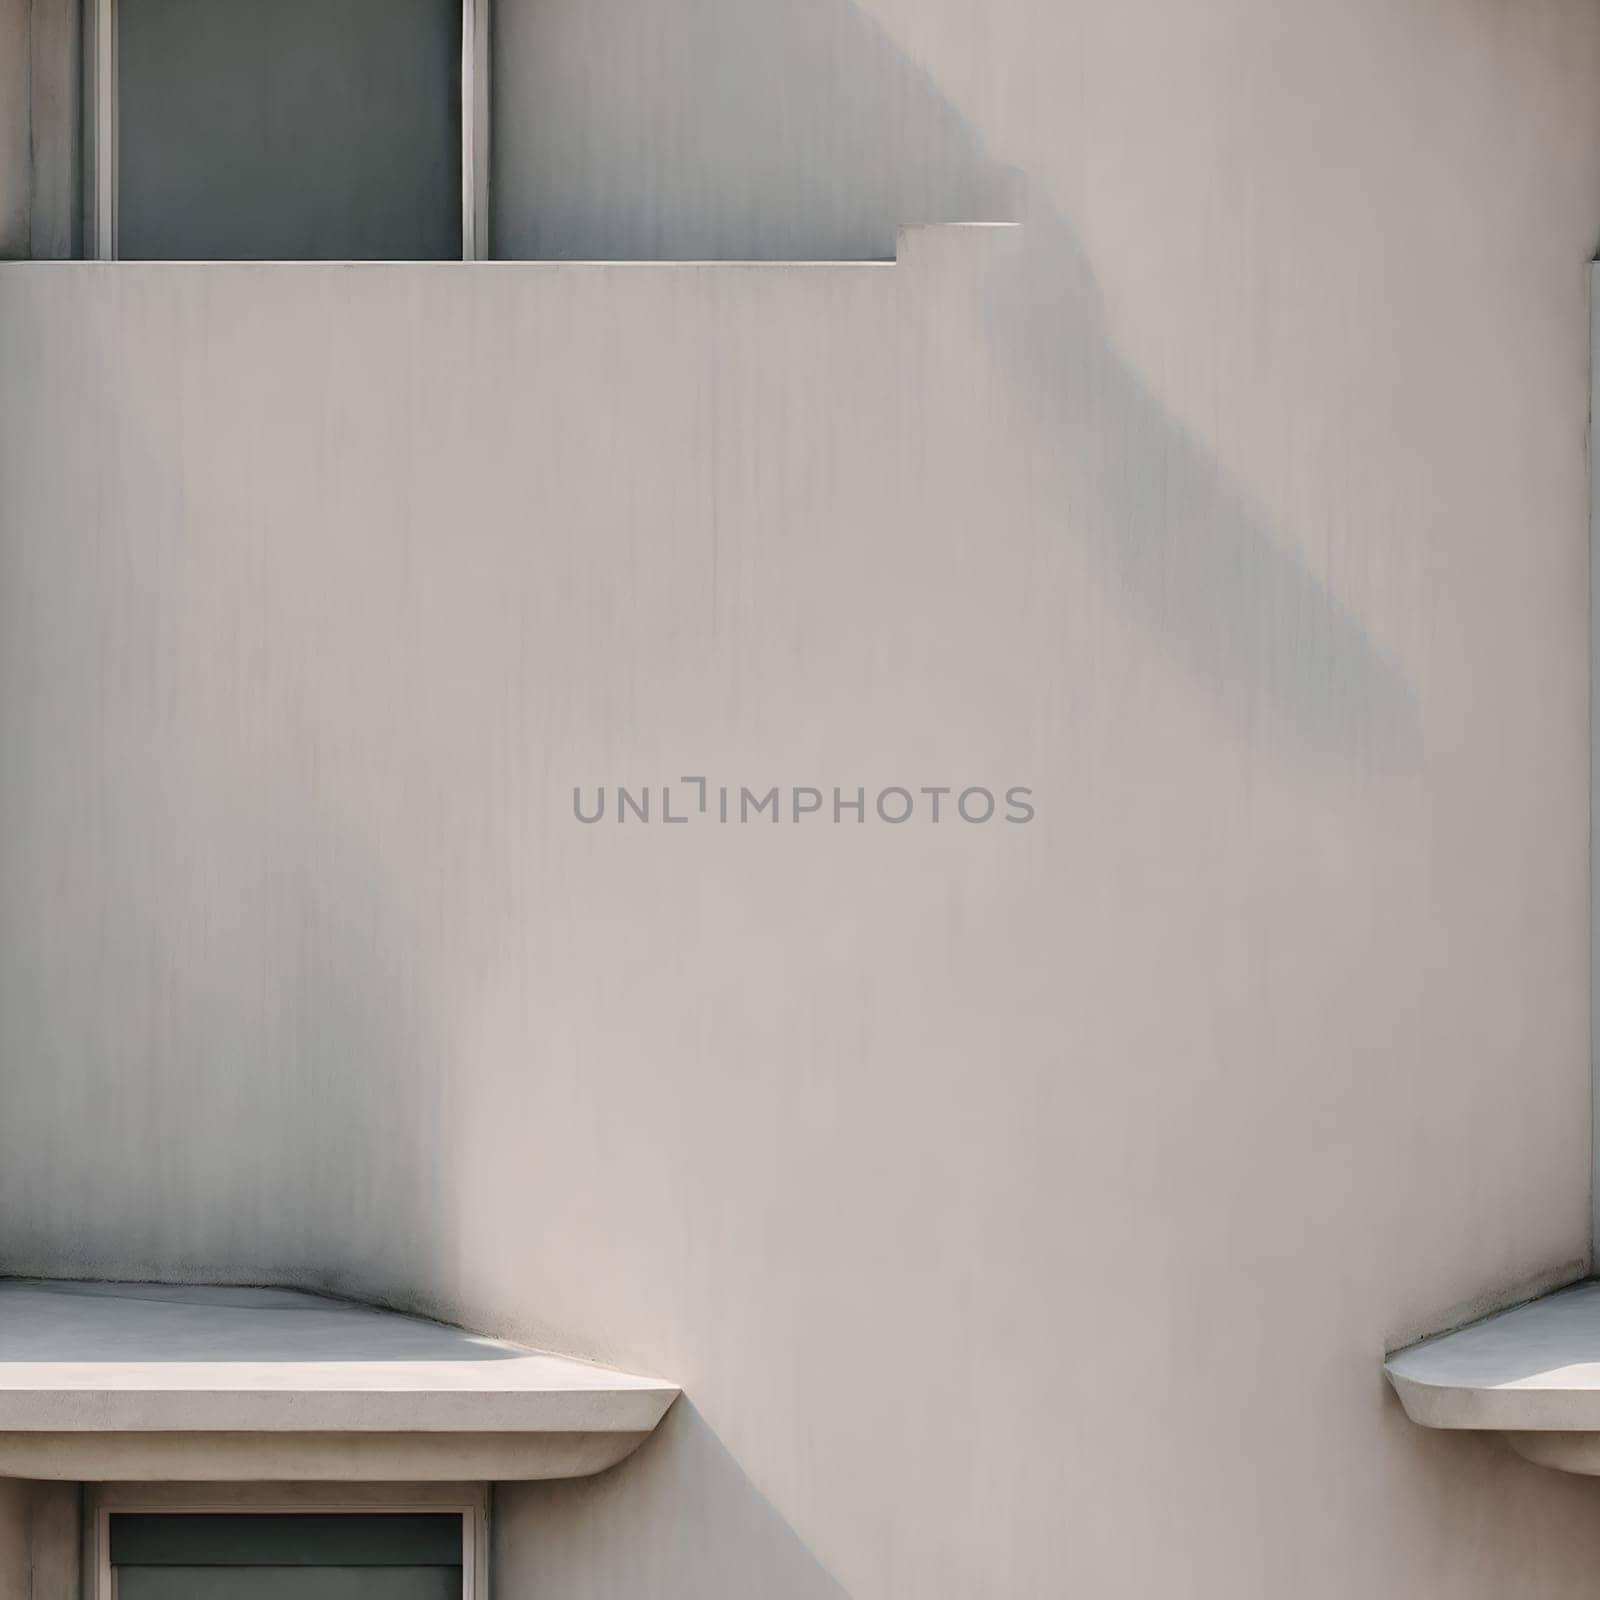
91,1488,485,1600
111,1513,463,1599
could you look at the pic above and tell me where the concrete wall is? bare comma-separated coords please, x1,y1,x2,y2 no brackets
0,1484,77,1600
0,0,78,259
0,1485,23,1600
1,1,1600,1597
0,0,27,256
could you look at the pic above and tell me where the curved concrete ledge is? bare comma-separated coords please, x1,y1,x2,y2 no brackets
1384,1279,1600,1474
0,1280,677,1481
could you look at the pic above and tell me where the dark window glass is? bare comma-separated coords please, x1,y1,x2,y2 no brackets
117,1571,460,1600
117,0,462,260
109,1513,464,1600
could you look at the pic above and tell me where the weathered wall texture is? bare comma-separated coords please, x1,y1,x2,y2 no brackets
0,1484,24,1600
0,0,30,255
0,1484,75,1600
2,1,1600,1596
0,0,78,260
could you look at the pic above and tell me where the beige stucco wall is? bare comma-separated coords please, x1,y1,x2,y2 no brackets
2,1,1600,1596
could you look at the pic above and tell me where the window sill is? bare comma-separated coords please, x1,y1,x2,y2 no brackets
1385,1279,1600,1475
0,222,1019,271
0,1279,678,1481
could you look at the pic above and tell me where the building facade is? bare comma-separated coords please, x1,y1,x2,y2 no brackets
2,1,1600,1595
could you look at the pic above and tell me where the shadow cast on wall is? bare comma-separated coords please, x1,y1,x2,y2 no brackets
485,0,1419,1586
497,1401,855,1600
1,0,1423,1594
492,0,1014,261
496,0,1418,763
988,197,1421,769
0,523,468,1311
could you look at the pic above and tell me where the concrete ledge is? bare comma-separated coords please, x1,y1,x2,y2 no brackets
1385,1279,1600,1474
0,1430,650,1481
0,1280,677,1480
0,221,1019,272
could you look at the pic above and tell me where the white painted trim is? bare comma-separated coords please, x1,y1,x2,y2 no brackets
461,0,490,260
85,1483,489,1600
86,0,116,260
1592,261,1598,1263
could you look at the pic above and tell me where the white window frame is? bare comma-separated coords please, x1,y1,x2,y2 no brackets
84,0,490,261
85,1482,490,1600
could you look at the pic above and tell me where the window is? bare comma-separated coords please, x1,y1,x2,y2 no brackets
88,1488,488,1600
87,0,488,260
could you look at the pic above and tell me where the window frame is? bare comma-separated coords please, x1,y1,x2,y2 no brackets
86,1483,489,1600
84,0,489,261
